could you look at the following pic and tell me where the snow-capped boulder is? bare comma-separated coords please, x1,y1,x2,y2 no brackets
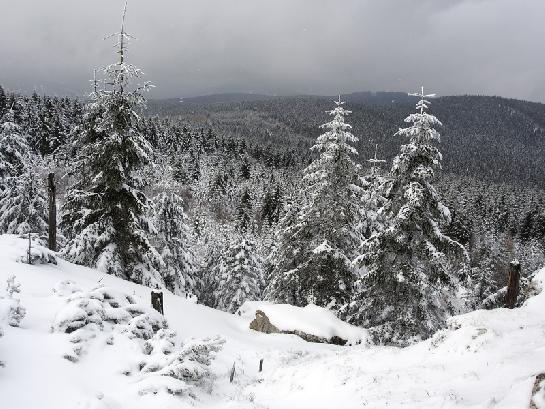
240,301,367,345
249,309,279,334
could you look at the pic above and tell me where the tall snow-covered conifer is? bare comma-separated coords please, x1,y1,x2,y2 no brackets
265,97,362,310
0,155,48,235
61,3,161,286
349,88,467,345
0,106,48,235
151,165,197,297
0,107,28,191
213,234,264,313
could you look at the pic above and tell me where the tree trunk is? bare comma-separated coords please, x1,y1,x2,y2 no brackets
48,172,57,251
505,260,520,309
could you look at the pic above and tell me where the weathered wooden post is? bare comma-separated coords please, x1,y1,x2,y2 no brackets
27,231,32,265
505,260,520,309
47,172,57,251
151,290,164,315
229,362,236,383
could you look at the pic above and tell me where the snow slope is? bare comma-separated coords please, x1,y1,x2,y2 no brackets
1,234,544,408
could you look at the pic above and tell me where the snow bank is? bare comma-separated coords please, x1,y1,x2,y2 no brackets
1,233,545,409
239,301,367,345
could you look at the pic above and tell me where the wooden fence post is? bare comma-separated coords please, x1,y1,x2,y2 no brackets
505,260,520,309
229,362,236,383
47,172,57,251
151,290,164,315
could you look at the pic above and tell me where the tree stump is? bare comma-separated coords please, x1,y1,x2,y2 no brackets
151,291,164,315
505,260,520,309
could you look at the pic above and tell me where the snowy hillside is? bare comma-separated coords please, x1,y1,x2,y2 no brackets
1,234,545,409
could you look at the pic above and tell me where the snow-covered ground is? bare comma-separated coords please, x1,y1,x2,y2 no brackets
1,234,544,409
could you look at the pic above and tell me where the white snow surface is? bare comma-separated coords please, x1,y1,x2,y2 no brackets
238,301,367,344
1,234,545,408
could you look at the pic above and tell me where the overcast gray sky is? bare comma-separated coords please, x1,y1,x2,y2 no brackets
1,0,544,101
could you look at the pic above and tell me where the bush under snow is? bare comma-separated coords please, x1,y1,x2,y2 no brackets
51,285,167,361
135,330,224,397
0,275,26,328
51,283,224,398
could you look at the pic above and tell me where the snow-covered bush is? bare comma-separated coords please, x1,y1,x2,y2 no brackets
51,285,167,362
52,280,82,297
51,283,224,399
16,234,57,265
135,331,224,397
0,275,26,327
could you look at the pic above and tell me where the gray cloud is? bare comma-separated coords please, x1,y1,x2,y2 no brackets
0,0,543,102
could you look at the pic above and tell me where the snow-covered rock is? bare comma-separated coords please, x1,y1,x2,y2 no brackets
240,301,367,345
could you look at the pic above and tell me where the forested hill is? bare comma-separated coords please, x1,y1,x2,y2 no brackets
147,94,545,188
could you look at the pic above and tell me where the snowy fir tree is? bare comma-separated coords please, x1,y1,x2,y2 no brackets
213,234,264,313
0,154,48,235
0,85,6,115
196,224,230,308
151,183,198,298
61,6,161,286
265,97,362,311
358,144,388,240
349,88,467,345
236,187,253,234
261,183,283,228
0,107,28,192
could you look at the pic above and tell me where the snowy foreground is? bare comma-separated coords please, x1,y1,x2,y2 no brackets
1,235,544,409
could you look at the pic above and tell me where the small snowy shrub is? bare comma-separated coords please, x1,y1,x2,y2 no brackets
51,282,224,398
51,285,167,362
16,235,57,265
135,331,225,397
52,280,82,297
1,275,26,327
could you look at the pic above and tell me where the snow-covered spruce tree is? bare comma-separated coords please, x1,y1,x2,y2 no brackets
0,154,48,235
265,97,362,310
349,88,467,345
213,234,264,313
0,107,28,192
0,85,6,115
195,222,230,308
151,179,198,298
61,7,161,286
358,145,388,240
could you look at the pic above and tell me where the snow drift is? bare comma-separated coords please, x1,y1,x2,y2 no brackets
1,234,545,408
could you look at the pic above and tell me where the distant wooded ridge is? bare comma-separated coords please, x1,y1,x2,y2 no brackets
145,93,545,188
